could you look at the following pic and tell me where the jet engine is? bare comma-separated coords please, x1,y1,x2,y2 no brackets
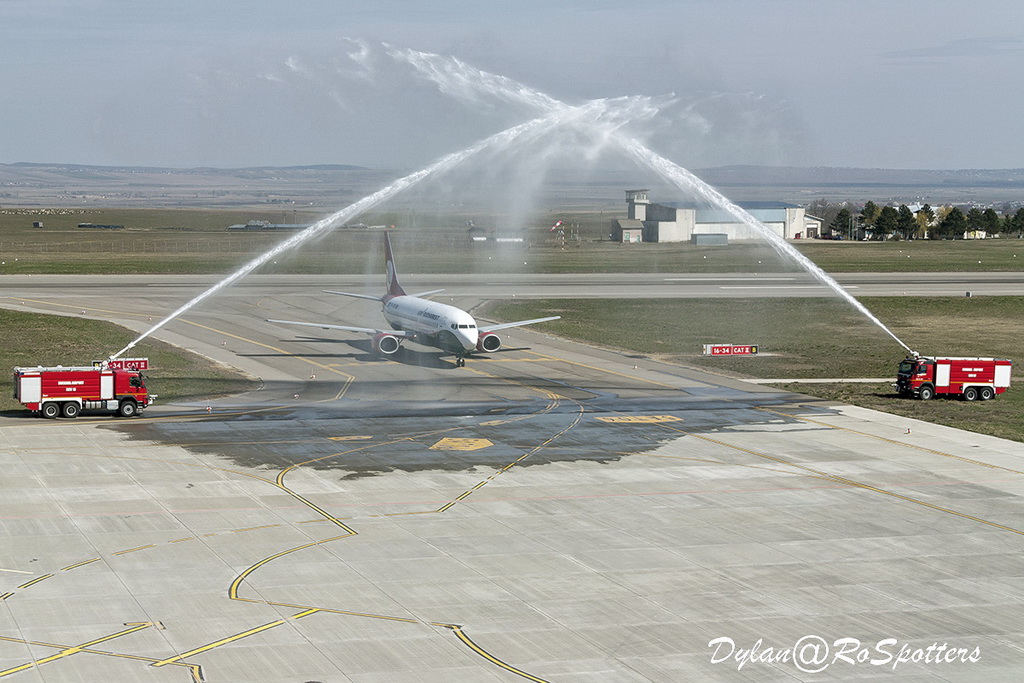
476,332,502,353
372,333,402,355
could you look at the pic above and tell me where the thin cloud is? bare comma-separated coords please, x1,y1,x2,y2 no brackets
883,36,1024,61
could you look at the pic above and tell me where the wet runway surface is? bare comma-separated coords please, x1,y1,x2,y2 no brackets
124,374,801,481
2,277,1024,681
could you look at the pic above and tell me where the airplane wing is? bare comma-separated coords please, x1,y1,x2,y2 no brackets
266,319,411,338
479,316,561,333
322,288,444,300
322,290,383,301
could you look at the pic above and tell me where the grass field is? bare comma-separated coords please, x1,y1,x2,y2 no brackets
794,238,1024,273
3,205,1023,439
0,309,259,414
3,207,1024,274
481,296,1024,442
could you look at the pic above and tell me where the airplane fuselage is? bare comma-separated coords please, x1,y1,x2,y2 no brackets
383,295,478,353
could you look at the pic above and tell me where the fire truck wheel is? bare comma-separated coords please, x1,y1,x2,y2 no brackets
979,386,995,401
61,402,80,418
963,387,979,401
41,402,60,419
918,385,934,401
118,400,138,417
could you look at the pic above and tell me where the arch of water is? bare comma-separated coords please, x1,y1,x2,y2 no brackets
111,46,911,360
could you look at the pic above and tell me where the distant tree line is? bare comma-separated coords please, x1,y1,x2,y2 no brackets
807,199,1024,240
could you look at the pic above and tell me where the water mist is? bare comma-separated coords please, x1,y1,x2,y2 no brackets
389,45,913,352
109,98,653,360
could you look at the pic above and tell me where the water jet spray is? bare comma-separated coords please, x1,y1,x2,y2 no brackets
388,46,913,353
108,100,634,361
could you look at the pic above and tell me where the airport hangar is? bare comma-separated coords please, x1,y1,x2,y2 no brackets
614,189,823,243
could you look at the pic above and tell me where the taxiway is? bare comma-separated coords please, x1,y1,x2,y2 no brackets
1,275,1023,681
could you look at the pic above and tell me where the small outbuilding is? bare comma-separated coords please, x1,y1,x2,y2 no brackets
614,219,645,243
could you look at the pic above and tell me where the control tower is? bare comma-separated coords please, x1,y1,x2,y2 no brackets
626,189,650,221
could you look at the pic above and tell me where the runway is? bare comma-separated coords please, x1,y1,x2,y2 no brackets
1,275,1023,681
4,270,1024,300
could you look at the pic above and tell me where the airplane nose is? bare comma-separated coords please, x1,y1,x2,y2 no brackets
461,329,478,351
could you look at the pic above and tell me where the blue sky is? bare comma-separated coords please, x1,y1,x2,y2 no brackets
2,0,1022,170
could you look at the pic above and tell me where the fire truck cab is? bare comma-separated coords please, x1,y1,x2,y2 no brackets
896,355,1012,401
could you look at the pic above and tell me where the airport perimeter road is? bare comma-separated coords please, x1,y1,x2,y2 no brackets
1,279,1024,681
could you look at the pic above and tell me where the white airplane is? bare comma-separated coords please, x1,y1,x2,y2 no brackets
268,232,560,367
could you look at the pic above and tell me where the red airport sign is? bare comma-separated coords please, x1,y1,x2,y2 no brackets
95,358,151,370
703,344,759,356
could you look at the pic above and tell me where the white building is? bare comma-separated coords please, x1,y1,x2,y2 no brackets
615,190,821,242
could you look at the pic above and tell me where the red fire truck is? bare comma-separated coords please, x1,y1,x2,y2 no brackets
896,355,1012,401
12,361,153,418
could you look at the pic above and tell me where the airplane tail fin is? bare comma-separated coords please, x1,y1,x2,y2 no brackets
384,231,407,299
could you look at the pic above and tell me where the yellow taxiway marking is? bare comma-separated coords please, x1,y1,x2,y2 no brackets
0,622,156,678
479,415,536,427
0,318,569,683
437,402,585,513
759,406,1024,477
596,415,683,423
0,623,202,682
229,534,355,600
0,568,32,575
181,319,356,400
113,544,156,556
464,365,566,405
152,609,320,668
430,438,494,451
651,419,1024,537
60,558,101,571
445,625,550,683
523,349,679,389
233,596,420,624
328,435,374,441
4,297,154,320
231,524,282,534
16,574,54,589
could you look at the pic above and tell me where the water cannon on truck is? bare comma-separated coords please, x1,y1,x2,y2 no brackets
896,355,1012,401
12,358,154,418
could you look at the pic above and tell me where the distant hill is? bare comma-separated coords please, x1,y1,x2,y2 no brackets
693,165,1024,190
3,161,370,177
0,162,390,210
2,163,1023,209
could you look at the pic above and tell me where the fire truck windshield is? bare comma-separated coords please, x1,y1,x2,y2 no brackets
900,360,929,375
130,376,144,388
